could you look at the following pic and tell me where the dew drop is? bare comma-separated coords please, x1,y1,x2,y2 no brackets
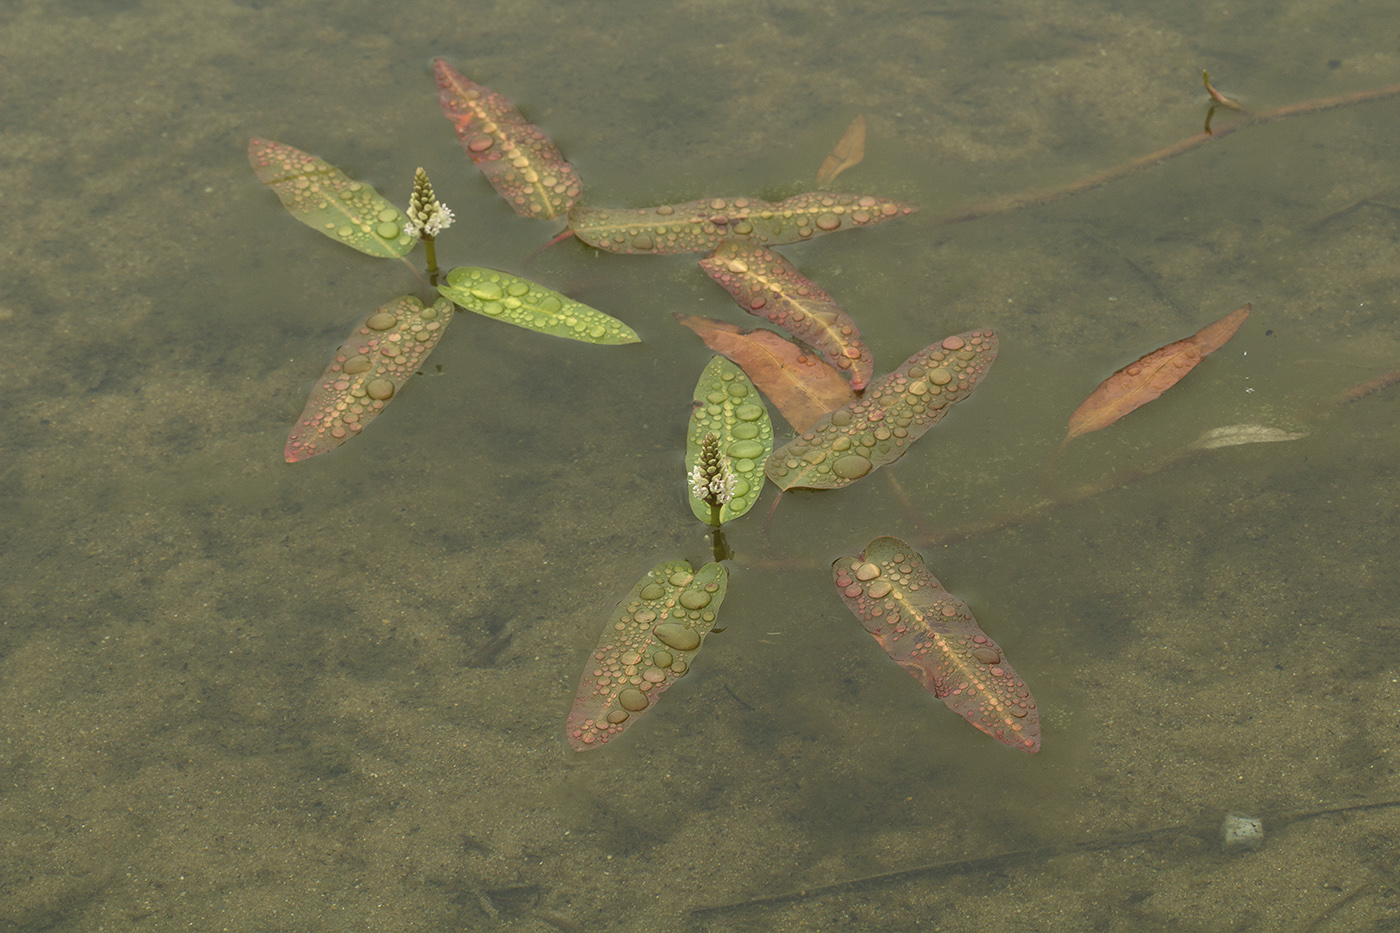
832,455,872,479
653,622,701,651
679,589,711,610
618,688,649,712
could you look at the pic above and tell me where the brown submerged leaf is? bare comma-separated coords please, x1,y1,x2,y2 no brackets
674,314,856,432
817,114,867,183
1062,304,1250,446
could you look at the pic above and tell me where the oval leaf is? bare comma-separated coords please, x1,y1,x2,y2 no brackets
700,241,874,389
567,560,728,750
834,536,1040,753
438,267,638,344
569,192,917,255
433,59,582,220
686,356,773,524
1063,304,1250,444
247,138,415,258
675,314,855,432
767,330,997,491
285,296,453,462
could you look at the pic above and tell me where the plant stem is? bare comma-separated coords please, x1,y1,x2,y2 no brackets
423,235,440,287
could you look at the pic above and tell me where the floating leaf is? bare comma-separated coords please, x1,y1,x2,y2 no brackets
438,267,638,344
285,296,453,462
247,138,415,258
569,193,917,255
433,59,582,220
767,330,997,491
567,560,728,750
686,357,773,524
699,242,874,389
816,114,867,183
674,314,856,432
1062,304,1250,446
1191,424,1309,450
833,536,1040,753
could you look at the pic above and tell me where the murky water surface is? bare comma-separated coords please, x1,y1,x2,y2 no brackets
3,1,1399,929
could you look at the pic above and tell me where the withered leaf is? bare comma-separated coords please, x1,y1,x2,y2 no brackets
817,114,867,183
1063,304,1250,445
1203,70,1245,110
674,314,856,433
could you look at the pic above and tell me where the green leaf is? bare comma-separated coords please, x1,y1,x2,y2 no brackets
567,560,728,750
247,138,415,258
569,192,917,255
437,267,639,344
285,296,454,462
686,356,772,524
766,329,998,491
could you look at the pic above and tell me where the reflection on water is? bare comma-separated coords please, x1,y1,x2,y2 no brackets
2,0,1399,929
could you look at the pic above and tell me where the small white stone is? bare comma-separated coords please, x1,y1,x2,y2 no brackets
1221,812,1264,851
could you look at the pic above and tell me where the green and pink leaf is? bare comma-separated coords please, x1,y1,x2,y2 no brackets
834,535,1040,753
567,560,728,750
766,330,997,490
570,193,916,255
285,296,453,462
433,59,582,220
247,138,415,259
699,241,873,389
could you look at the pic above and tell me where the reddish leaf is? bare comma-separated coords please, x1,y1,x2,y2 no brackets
570,193,917,255
285,296,453,462
766,330,998,491
674,314,856,432
699,242,874,390
816,114,867,183
433,58,582,219
1063,304,1250,445
834,535,1040,753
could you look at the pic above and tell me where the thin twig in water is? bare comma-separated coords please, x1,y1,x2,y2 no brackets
936,82,1400,226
